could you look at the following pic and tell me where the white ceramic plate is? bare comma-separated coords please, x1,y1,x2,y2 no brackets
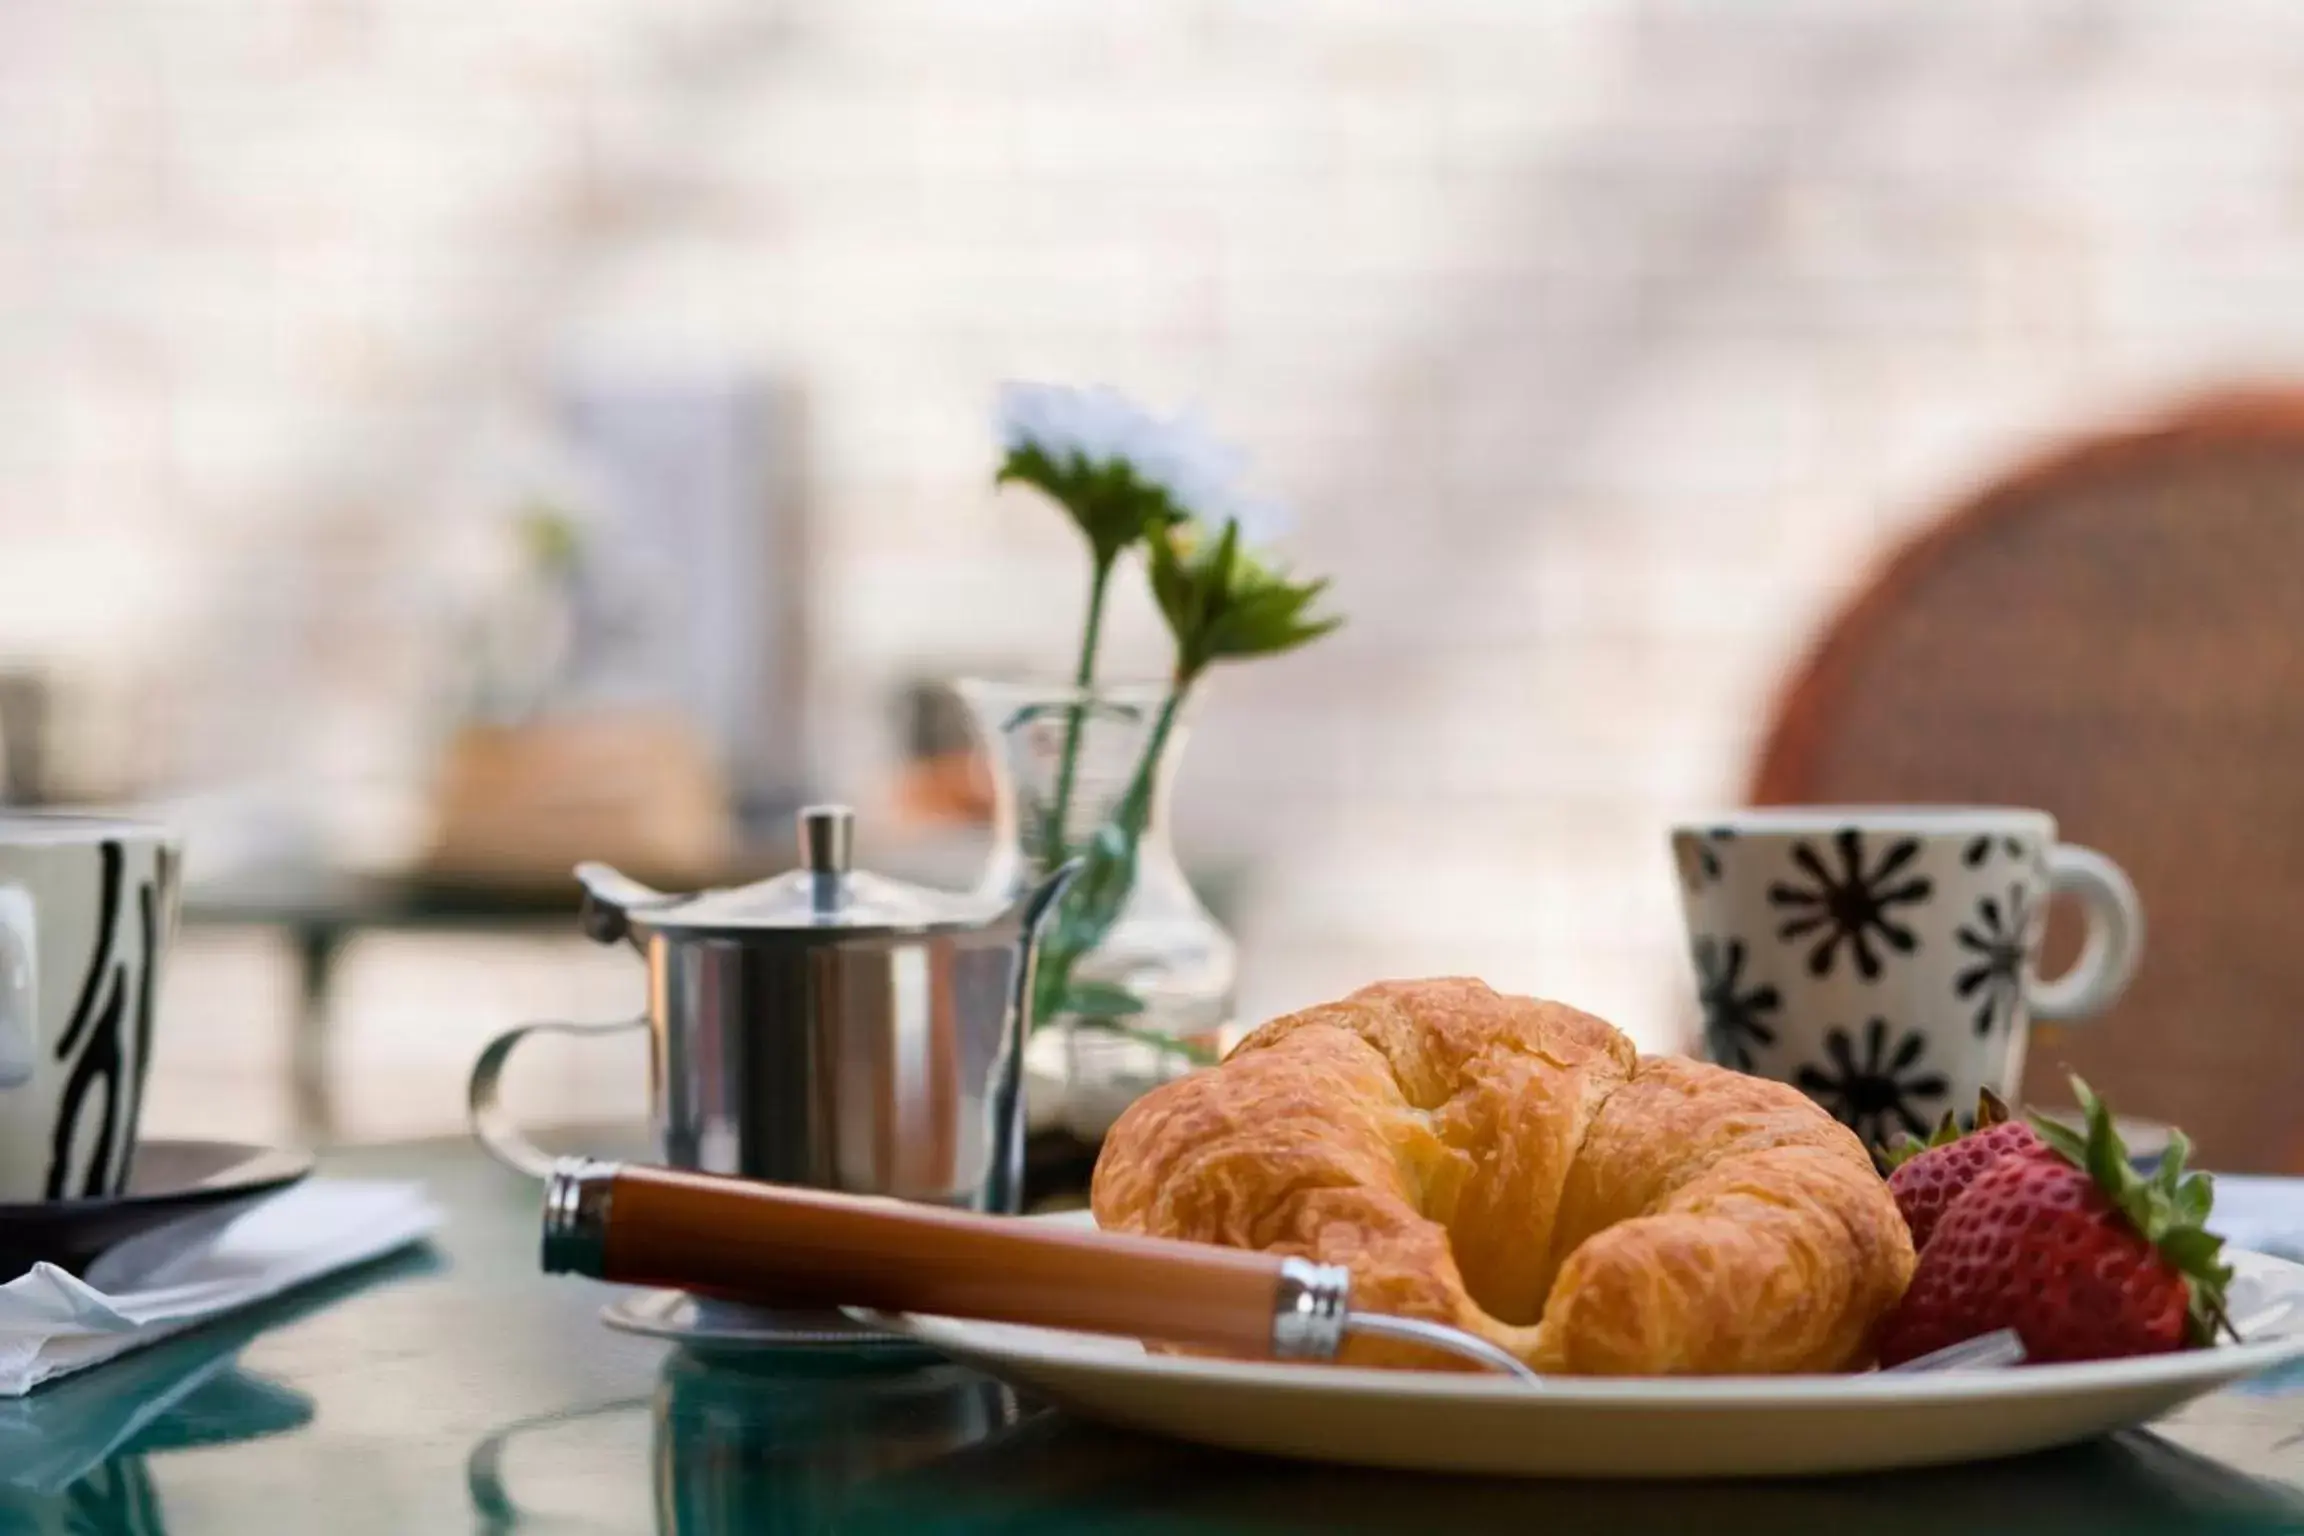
878,1217,2304,1479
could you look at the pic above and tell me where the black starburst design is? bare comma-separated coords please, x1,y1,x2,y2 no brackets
1795,1018,1949,1147
1692,935,1780,1071
1768,829,1933,980
1961,834,2028,868
1955,883,2032,1037
1673,828,1737,893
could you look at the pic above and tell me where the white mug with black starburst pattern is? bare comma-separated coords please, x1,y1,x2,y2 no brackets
1670,806,2142,1153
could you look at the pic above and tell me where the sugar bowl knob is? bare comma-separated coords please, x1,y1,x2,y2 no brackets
799,804,854,914
799,804,855,875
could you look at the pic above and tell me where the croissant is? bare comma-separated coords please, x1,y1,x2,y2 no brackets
1090,978,1915,1375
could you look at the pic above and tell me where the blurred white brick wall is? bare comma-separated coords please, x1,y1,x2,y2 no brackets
15,1,2304,1138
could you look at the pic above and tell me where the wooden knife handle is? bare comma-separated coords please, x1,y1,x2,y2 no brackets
542,1161,1313,1359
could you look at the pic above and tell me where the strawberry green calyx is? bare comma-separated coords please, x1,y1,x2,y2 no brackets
1879,1117,1956,1172
2028,1075,2234,1346
1880,1086,2014,1171
1975,1085,2012,1129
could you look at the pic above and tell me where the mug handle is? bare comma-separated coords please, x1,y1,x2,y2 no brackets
0,884,34,1088
2030,844,2145,1022
468,1018,647,1178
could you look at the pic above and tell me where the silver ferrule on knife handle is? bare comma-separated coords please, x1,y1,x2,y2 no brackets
540,1158,619,1277
1264,1258,1536,1379
1269,1257,1351,1360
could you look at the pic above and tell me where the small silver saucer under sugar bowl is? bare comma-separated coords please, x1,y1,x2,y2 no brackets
600,1288,929,1360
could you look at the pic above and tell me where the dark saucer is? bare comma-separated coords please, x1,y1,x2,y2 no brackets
0,1139,316,1279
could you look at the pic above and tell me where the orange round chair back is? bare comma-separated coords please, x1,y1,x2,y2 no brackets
1752,391,2304,1171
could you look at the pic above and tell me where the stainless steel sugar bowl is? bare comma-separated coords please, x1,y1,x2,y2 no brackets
469,804,1076,1213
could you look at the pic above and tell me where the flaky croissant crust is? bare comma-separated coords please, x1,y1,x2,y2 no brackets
1090,978,1915,1375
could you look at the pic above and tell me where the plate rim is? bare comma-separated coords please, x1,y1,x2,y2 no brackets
875,1221,2304,1407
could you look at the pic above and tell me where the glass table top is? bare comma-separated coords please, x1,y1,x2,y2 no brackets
9,1136,2304,1535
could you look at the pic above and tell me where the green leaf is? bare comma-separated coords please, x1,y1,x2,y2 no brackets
2154,1131,2190,1201
2029,1112,2090,1168
1879,1110,1968,1170
2087,1127,2129,1201
2175,1171,2214,1227
999,444,1186,566
2035,1077,2204,1245
1195,519,1245,670
1148,517,1341,683
2158,1226,2228,1272
2070,1076,2129,1193
1205,570,1324,661
1878,1132,1931,1171
1253,614,1344,661
1061,980,1148,1019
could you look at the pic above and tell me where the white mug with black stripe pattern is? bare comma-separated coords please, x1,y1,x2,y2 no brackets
0,815,181,1203
1670,806,2142,1152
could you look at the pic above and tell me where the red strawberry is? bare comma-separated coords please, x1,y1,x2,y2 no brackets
1879,1089,2047,1251
1876,1077,2233,1367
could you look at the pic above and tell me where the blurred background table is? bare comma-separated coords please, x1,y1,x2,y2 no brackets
11,1133,2304,1535
182,854,780,1142
180,832,1243,1156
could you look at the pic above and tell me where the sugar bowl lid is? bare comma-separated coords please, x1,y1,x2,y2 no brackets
575,805,994,942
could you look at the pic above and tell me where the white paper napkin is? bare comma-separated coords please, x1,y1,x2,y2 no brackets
0,1179,440,1397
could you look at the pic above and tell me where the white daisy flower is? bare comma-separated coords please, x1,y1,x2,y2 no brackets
996,383,1162,468
995,382,1292,542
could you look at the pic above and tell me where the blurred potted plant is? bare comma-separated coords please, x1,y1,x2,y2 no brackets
428,501,731,886
962,384,1340,1138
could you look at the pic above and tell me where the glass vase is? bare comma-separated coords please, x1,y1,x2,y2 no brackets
957,677,1237,1141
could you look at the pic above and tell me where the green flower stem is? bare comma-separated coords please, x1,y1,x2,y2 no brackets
1043,556,1113,864
1116,683,1186,834
1029,681,1191,1036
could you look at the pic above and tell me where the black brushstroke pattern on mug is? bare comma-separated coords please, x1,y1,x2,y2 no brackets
43,841,147,1200
48,970,127,1199
1693,935,1780,1072
1955,883,2032,1037
52,842,121,1063
1794,1017,1949,1149
118,881,160,1164
1767,829,1933,980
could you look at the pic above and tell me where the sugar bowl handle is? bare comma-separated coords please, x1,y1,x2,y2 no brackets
539,1160,1347,1361
469,1018,647,1178
573,862,679,948
0,885,35,1089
